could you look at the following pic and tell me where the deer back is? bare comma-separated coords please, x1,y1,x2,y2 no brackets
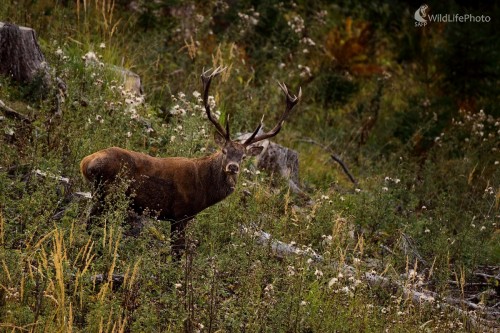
80,146,237,220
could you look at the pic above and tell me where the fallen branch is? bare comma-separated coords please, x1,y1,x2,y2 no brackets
33,169,70,185
475,272,500,281
241,224,500,332
243,226,323,262
0,99,31,123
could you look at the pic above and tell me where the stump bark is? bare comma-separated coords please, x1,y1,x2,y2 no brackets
238,131,302,193
0,22,51,90
114,66,143,95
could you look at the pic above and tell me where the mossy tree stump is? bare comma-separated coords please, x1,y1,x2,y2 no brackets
0,22,52,95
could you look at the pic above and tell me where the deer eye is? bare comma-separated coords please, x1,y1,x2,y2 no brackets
242,154,247,160
222,148,227,155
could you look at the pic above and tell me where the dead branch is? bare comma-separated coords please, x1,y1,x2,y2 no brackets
32,169,70,185
240,224,500,332
241,225,323,262
0,99,31,123
399,232,427,265
297,137,357,185
475,272,500,281
330,154,357,185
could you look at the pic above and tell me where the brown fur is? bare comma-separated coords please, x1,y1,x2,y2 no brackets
80,146,236,221
80,69,300,257
80,142,257,256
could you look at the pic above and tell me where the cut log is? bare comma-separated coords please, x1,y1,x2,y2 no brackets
0,22,51,90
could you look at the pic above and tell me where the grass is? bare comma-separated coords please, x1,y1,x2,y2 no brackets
1,1,499,332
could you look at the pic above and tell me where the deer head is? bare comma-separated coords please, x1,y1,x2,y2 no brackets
202,66,302,177
81,67,301,258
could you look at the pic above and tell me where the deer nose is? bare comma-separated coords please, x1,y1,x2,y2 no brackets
226,163,239,174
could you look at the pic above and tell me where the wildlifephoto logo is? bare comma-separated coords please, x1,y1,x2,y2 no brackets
414,4,491,27
414,4,429,25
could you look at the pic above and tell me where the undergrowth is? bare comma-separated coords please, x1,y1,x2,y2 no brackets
0,0,499,332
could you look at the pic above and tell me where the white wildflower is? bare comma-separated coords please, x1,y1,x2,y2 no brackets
314,269,323,278
328,277,338,288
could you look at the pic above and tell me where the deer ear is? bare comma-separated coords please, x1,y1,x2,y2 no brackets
247,145,263,156
214,131,226,147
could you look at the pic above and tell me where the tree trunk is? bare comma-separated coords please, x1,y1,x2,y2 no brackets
0,22,51,92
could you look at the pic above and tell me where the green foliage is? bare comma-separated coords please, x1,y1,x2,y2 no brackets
0,0,498,332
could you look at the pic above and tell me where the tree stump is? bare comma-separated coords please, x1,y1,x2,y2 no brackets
256,140,300,185
113,66,143,95
0,22,52,92
238,131,302,193
83,51,143,95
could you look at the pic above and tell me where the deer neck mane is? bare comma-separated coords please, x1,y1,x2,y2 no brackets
197,151,237,204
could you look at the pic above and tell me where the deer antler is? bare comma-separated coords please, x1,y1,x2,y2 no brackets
244,82,302,146
201,66,228,139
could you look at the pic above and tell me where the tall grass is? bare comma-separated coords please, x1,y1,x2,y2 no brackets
0,0,498,332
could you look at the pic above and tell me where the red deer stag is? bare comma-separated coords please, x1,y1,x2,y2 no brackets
80,67,301,256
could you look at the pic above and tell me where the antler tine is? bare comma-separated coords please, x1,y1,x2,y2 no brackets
201,66,228,139
225,114,231,139
243,115,264,146
244,82,301,146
